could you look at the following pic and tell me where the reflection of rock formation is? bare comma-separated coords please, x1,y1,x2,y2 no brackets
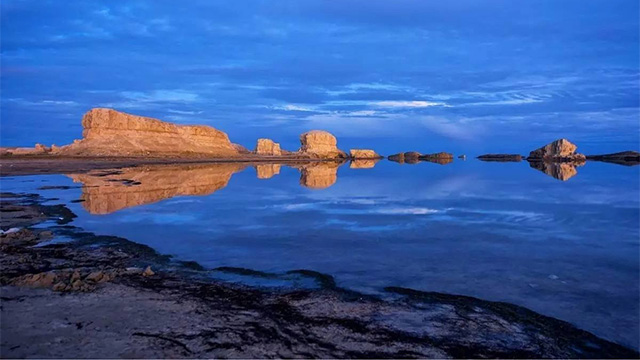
255,164,281,179
477,154,522,162
298,131,347,159
255,138,282,156
586,151,640,166
349,159,379,169
420,153,454,165
54,108,240,157
528,139,586,162
528,160,585,181
296,161,345,189
68,163,247,214
388,152,422,164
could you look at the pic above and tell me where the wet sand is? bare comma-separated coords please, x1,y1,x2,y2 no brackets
0,193,637,358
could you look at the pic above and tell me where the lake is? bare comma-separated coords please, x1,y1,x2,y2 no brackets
1,158,638,349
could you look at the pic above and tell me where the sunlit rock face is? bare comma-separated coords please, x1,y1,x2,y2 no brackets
298,130,347,159
350,159,379,169
68,163,247,214
529,160,585,181
297,161,344,189
528,139,586,162
255,164,281,179
53,108,239,157
349,149,382,159
255,139,282,156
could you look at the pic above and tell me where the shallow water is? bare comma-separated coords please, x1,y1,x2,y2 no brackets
1,159,638,349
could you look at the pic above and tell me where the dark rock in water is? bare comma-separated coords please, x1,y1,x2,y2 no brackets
388,153,405,163
420,152,454,165
528,160,585,181
403,152,422,164
478,154,523,162
528,139,586,162
458,154,466,159
586,151,640,166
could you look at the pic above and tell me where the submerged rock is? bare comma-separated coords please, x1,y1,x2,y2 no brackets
586,151,640,166
52,108,239,157
255,138,282,156
349,149,382,159
478,154,523,162
298,130,347,159
528,139,586,162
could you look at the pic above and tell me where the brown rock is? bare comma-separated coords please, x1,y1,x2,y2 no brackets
420,152,453,165
231,143,251,154
298,162,343,189
52,282,67,292
529,160,585,181
477,154,522,162
403,152,422,164
298,130,347,159
85,271,105,283
388,153,405,163
142,266,155,277
586,151,640,166
255,138,282,156
349,149,382,159
53,108,239,157
528,139,586,162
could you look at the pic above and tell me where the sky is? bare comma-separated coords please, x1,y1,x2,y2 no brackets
1,0,639,155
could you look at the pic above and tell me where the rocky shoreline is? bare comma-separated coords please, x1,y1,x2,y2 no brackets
0,193,637,358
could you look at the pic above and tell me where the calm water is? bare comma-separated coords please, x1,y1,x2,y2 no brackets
2,159,639,348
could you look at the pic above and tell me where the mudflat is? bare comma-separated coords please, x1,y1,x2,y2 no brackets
0,193,637,358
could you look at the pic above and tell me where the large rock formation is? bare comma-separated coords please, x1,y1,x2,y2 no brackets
349,149,382,159
477,154,523,162
586,151,640,166
528,139,585,162
255,139,282,156
54,108,239,157
68,163,246,214
298,131,346,159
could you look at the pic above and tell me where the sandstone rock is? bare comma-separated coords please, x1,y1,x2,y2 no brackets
349,149,382,159
85,271,105,283
53,108,239,157
477,154,523,162
2,144,50,156
143,266,155,277
232,143,251,154
255,138,282,156
299,130,347,159
255,164,281,179
528,139,586,162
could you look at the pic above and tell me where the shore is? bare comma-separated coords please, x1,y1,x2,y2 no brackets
0,192,637,358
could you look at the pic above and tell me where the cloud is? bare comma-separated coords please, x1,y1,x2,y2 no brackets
373,100,450,108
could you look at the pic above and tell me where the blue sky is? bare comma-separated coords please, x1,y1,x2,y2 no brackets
1,0,638,154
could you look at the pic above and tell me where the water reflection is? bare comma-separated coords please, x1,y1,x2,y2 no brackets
69,161,348,214
528,160,585,181
350,159,380,169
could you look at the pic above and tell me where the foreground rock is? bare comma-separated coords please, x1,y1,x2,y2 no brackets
1,194,637,359
586,151,640,166
349,149,382,159
299,130,347,159
528,139,586,162
51,108,240,157
255,138,282,156
478,154,523,162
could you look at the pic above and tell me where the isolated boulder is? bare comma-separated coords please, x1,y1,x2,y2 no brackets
299,130,347,159
349,149,382,159
255,138,282,156
53,108,239,157
528,139,585,162
403,151,422,164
